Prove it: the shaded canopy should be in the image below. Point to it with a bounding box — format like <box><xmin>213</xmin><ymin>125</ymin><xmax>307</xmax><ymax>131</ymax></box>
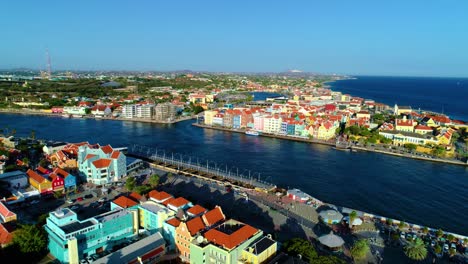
<box><xmin>319</xmin><ymin>209</ymin><xmax>343</xmax><ymax>222</ymax></box>
<box><xmin>319</xmin><ymin>232</ymin><xmax>345</xmax><ymax>248</ymax></box>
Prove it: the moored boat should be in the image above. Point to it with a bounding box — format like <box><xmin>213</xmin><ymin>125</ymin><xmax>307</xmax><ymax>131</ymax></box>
<box><xmin>245</xmin><ymin>130</ymin><xmax>260</xmax><ymax>136</ymax></box>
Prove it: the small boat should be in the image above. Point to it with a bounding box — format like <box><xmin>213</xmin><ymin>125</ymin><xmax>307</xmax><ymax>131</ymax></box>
<box><xmin>61</xmin><ymin>114</ymin><xmax>71</xmax><ymax>118</ymax></box>
<box><xmin>71</xmin><ymin>114</ymin><xmax>83</xmax><ymax>118</ymax></box>
<box><xmin>245</xmin><ymin>130</ymin><xmax>260</xmax><ymax>136</ymax></box>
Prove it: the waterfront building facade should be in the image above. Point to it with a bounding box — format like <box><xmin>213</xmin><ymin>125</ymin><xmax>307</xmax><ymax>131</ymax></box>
<box><xmin>154</xmin><ymin>103</ymin><xmax>177</xmax><ymax>121</ymax></box>
<box><xmin>122</xmin><ymin>104</ymin><xmax>136</xmax><ymax>118</ymax></box>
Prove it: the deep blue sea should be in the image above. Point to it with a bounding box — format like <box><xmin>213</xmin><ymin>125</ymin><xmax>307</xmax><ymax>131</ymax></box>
<box><xmin>0</xmin><ymin>113</ymin><xmax>467</xmax><ymax>235</ymax></box>
<box><xmin>328</xmin><ymin>76</ymin><xmax>468</xmax><ymax>121</ymax></box>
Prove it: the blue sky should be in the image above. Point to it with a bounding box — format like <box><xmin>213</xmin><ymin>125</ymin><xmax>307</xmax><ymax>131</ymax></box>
<box><xmin>1</xmin><ymin>0</ymin><xmax>468</xmax><ymax>76</ymax></box>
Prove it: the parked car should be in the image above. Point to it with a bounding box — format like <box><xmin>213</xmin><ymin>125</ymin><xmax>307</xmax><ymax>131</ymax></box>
<box><xmin>98</xmin><ymin>197</ymin><xmax>106</xmax><ymax>203</ymax></box>
<box><xmin>84</xmin><ymin>194</ymin><xmax>93</xmax><ymax>199</ymax></box>
<box><xmin>431</xmin><ymin>241</ymin><xmax>436</xmax><ymax>247</ymax></box>
<box><xmin>80</xmin><ymin>259</ymin><xmax>88</xmax><ymax>264</ymax></box>
<box><xmin>70</xmin><ymin>205</ymin><xmax>80</xmax><ymax>211</ymax></box>
<box><xmin>451</xmin><ymin>243</ymin><xmax>457</xmax><ymax>249</ymax></box>
<box><xmin>400</xmin><ymin>232</ymin><xmax>406</xmax><ymax>239</ymax></box>
<box><xmin>76</xmin><ymin>197</ymin><xmax>83</xmax><ymax>201</ymax></box>
<box><xmin>30</xmin><ymin>200</ymin><xmax>40</xmax><ymax>204</ymax></box>
<box><xmin>91</xmin><ymin>254</ymin><xmax>100</xmax><ymax>261</ymax></box>
<box><xmin>86</xmin><ymin>256</ymin><xmax>93</xmax><ymax>263</ymax></box>
<box><xmin>444</xmin><ymin>244</ymin><xmax>449</xmax><ymax>252</ymax></box>
<box><xmin>66</xmin><ymin>199</ymin><xmax>74</xmax><ymax>204</ymax></box>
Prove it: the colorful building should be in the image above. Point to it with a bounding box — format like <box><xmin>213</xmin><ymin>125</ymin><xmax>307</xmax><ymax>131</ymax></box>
<box><xmin>138</xmin><ymin>201</ymin><xmax>175</xmax><ymax>235</ymax></box>
<box><xmin>78</xmin><ymin>144</ymin><xmax>127</xmax><ymax>184</ymax></box>
<box><xmin>239</xmin><ymin>235</ymin><xmax>277</xmax><ymax>264</ymax></box>
<box><xmin>45</xmin><ymin>208</ymin><xmax>138</xmax><ymax>263</ymax></box>
<box><xmin>26</xmin><ymin>169</ymin><xmax>52</xmax><ymax>194</ymax></box>
<box><xmin>190</xmin><ymin>219</ymin><xmax>263</xmax><ymax>264</ymax></box>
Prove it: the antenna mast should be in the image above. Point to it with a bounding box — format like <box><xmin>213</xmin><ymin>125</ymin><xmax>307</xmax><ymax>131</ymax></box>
<box><xmin>46</xmin><ymin>49</ymin><xmax>52</xmax><ymax>79</ymax></box>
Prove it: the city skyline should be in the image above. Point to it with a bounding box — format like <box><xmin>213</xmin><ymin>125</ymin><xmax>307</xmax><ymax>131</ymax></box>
<box><xmin>1</xmin><ymin>1</ymin><xmax>468</xmax><ymax>77</ymax></box>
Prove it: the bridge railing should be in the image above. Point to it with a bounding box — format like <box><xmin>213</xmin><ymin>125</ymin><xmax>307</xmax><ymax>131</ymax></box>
<box><xmin>128</xmin><ymin>144</ymin><xmax>275</xmax><ymax>190</ymax></box>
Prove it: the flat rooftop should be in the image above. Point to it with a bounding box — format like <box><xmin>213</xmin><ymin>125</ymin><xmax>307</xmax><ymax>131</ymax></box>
<box><xmin>61</xmin><ymin>220</ymin><xmax>95</xmax><ymax>234</ymax></box>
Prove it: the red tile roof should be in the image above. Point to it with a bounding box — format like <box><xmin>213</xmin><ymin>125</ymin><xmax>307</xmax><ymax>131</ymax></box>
<box><xmin>204</xmin><ymin>224</ymin><xmax>258</xmax><ymax>250</ymax></box>
<box><xmin>92</xmin><ymin>159</ymin><xmax>112</xmax><ymax>169</ymax></box>
<box><xmin>0</xmin><ymin>223</ymin><xmax>14</xmax><ymax>245</ymax></box>
<box><xmin>128</xmin><ymin>192</ymin><xmax>143</xmax><ymax>202</ymax></box>
<box><xmin>168</xmin><ymin>197</ymin><xmax>190</xmax><ymax>208</ymax></box>
<box><xmin>0</xmin><ymin>202</ymin><xmax>16</xmax><ymax>219</ymax></box>
<box><xmin>53</xmin><ymin>168</ymin><xmax>69</xmax><ymax>178</ymax></box>
<box><xmin>396</xmin><ymin>119</ymin><xmax>415</xmax><ymax>127</ymax></box>
<box><xmin>101</xmin><ymin>145</ymin><xmax>113</xmax><ymax>154</ymax></box>
<box><xmin>187</xmin><ymin>205</ymin><xmax>207</xmax><ymax>216</ymax></box>
<box><xmin>26</xmin><ymin>169</ymin><xmax>47</xmax><ymax>184</ymax></box>
<box><xmin>202</xmin><ymin>206</ymin><xmax>225</xmax><ymax>227</ymax></box>
<box><xmin>37</xmin><ymin>166</ymin><xmax>49</xmax><ymax>174</ymax></box>
<box><xmin>110</xmin><ymin>151</ymin><xmax>121</xmax><ymax>159</ymax></box>
<box><xmin>84</xmin><ymin>154</ymin><xmax>96</xmax><ymax>160</ymax></box>
<box><xmin>112</xmin><ymin>196</ymin><xmax>138</xmax><ymax>208</ymax></box>
<box><xmin>162</xmin><ymin>197</ymin><xmax>175</xmax><ymax>207</ymax></box>
<box><xmin>166</xmin><ymin>217</ymin><xmax>181</xmax><ymax>227</ymax></box>
<box><xmin>414</xmin><ymin>125</ymin><xmax>432</xmax><ymax>131</ymax></box>
<box><xmin>148</xmin><ymin>190</ymin><xmax>172</xmax><ymax>203</ymax></box>
<box><xmin>186</xmin><ymin>217</ymin><xmax>205</xmax><ymax>236</ymax></box>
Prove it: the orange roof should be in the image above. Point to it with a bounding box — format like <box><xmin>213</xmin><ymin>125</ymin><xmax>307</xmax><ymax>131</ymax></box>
<box><xmin>186</xmin><ymin>217</ymin><xmax>205</xmax><ymax>236</ymax></box>
<box><xmin>168</xmin><ymin>197</ymin><xmax>190</xmax><ymax>208</ymax></box>
<box><xmin>0</xmin><ymin>223</ymin><xmax>14</xmax><ymax>245</ymax></box>
<box><xmin>92</xmin><ymin>159</ymin><xmax>112</xmax><ymax>169</ymax></box>
<box><xmin>162</xmin><ymin>197</ymin><xmax>175</xmax><ymax>206</ymax></box>
<box><xmin>166</xmin><ymin>217</ymin><xmax>181</xmax><ymax>227</ymax></box>
<box><xmin>84</xmin><ymin>154</ymin><xmax>96</xmax><ymax>160</ymax></box>
<box><xmin>202</xmin><ymin>206</ymin><xmax>225</xmax><ymax>226</ymax></box>
<box><xmin>128</xmin><ymin>192</ymin><xmax>143</xmax><ymax>202</ymax></box>
<box><xmin>53</xmin><ymin>167</ymin><xmax>69</xmax><ymax>178</ymax></box>
<box><xmin>26</xmin><ymin>169</ymin><xmax>47</xmax><ymax>184</ymax></box>
<box><xmin>187</xmin><ymin>205</ymin><xmax>207</xmax><ymax>216</ymax></box>
<box><xmin>204</xmin><ymin>224</ymin><xmax>258</xmax><ymax>250</ymax></box>
<box><xmin>415</xmin><ymin>125</ymin><xmax>432</xmax><ymax>131</ymax></box>
<box><xmin>110</xmin><ymin>151</ymin><xmax>121</xmax><ymax>159</ymax></box>
<box><xmin>148</xmin><ymin>190</ymin><xmax>172</xmax><ymax>202</ymax></box>
<box><xmin>37</xmin><ymin>166</ymin><xmax>48</xmax><ymax>174</ymax></box>
<box><xmin>49</xmin><ymin>173</ymin><xmax>63</xmax><ymax>182</ymax></box>
<box><xmin>0</xmin><ymin>202</ymin><xmax>16</xmax><ymax>219</ymax></box>
<box><xmin>112</xmin><ymin>196</ymin><xmax>138</xmax><ymax>208</ymax></box>
<box><xmin>101</xmin><ymin>145</ymin><xmax>113</xmax><ymax>154</ymax></box>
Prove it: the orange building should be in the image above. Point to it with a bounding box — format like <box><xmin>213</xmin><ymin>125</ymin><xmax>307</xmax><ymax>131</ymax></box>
<box><xmin>175</xmin><ymin>216</ymin><xmax>206</xmax><ymax>262</ymax></box>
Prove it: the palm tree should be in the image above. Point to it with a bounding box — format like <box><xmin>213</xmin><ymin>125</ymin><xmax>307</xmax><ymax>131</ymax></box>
<box><xmin>349</xmin><ymin>210</ymin><xmax>357</xmax><ymax>229</ymax></box>
<box><xmin>404</xmin><ymin>238</ymin><xmax>427</xmax><ymax>261</ymax></box>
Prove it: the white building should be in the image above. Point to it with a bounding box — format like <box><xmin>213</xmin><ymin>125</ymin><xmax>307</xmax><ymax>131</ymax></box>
<box><xmin>136</xmin><ymin>104</ymin><xmax>154</xmax><ymax>119</ymax></box>
<box><xmin>122</xmin><ymin>105</ymin><xmax>136</xmax><ymax>118</ymax></box>
<box><xmin>263</xmin><ymin>115</ymin><xmax>282</xmax><ymax>134</ymax></box>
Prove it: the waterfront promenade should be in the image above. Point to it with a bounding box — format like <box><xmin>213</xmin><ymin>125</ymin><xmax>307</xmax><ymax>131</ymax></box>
<box><xmin>193</xmin><ymin>123</ymin><xmax>468</xmax><ymax>167</ymax></box>
<box><xmin>0</xmin><ymin>108</ymin><xmax>196</xmax><ymax>124</ymax></box>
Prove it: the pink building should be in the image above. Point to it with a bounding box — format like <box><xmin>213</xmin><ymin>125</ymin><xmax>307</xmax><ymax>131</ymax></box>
<box><xmin>253</xmin><ymin>115</ymin><xmax>264</xmax><ymax>131</ymax></box>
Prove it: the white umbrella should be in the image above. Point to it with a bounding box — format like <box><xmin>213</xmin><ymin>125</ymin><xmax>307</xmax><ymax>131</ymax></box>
<box><xmin>318</xmin><ymin>231</ymin><xmax>345</xmax><ymax>248</ymax></box>
<box><xmin>343</xmin><ymin>216</ymin><xmax>363</xmax><ymax>226</ymax></box>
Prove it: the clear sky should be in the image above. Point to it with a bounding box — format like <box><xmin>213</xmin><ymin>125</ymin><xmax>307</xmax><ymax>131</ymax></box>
<box><xmin>1</xmin><ymin>0</ymin><xmax>468</xmax><ymax>77</ymax></box>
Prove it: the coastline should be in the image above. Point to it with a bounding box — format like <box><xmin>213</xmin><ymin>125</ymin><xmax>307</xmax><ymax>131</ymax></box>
<box><xmin>193</xmin><ymin>123</ymin><xmax>468</xmax><ymax>167</ymax></box>
<box><xmin>0</xmin><ymin>108</ymin><xmax>196</xmax><ymax>124</ymax></box>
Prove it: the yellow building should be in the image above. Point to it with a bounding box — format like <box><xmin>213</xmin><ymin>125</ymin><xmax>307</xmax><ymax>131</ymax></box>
<box><xmin>394</xmin><ymin>104</ymin><xmax>412</xmax><ymax>116</ymax></box>
<box><xmin>205</xmin><ymin>94</ymin><xmax>215</xmax><ymax>103</ymax></box>
<box><xmin>204</xmin><ymin>110</ymin><xmax>218</xmax><ymax>126</ymax></box>
<box><xmin>189</xmin><ymin>94</ymin><xmax>206</xmax><ymax>104</ymax></box>
<box><xmin>27</xmin><ymin>169</ymin><xmax>52</xmax><ymax>193</ymax></box>
<box><xmin>317</xmin><ymin>122</ymin><xmax>337</xmax><ymax>140</ymax></box>
<box><xmin>395</xmin><ymin>117</ymin><xmax>416</xmax><ymax>132</ymax></box>
<box><xmin>240</xmin><ymin>235</ymin><xmax>277</xmax><ymax>264</ymax></box>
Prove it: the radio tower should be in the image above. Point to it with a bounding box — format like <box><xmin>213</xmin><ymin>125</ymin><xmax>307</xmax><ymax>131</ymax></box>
<box><xmin>46</xmin><ymin>49</ymin><xmax>52</xmax><ymax>79</ymax></box>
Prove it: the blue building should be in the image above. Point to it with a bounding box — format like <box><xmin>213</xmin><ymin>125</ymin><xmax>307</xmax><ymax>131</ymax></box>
<box><xmin>280</xmin><ymin>121</ymin><xmax>288</xmax><ymax>134</ymax></box>
<box><xmin>286</xmin><ymin>123</ymin><xmax>296</xmax><ymax>135</ymax></box>
<box><xmin>45</xmin><ymin>208</ymin><xmax>138</xmax><ymax>263</ymax></box>
<box><xmin>233</xmin><ymin>115</ymin><xmax>241</xmax><ymax>129</ymax></box>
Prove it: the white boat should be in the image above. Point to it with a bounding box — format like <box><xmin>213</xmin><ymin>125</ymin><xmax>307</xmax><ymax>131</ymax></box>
<box><xmin>61</xmin><ymin>114</ymin><xmax>71</xmax><ymax>118</ymax></box>
<box><xmin>71</xmin><ymin>114</ymin><xmax>83</xmax><ymax>118</ymax></box>
<box><xmin>245</xmin><ymin>130</ymin><xmax>260</xmax><ymax>136</ymax></box>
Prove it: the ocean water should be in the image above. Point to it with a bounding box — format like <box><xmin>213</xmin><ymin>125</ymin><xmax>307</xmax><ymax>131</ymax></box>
<box><xmin>328</xmin><ymin>76</ymin><xmax>468</xmax><ymax>121</ymax></box>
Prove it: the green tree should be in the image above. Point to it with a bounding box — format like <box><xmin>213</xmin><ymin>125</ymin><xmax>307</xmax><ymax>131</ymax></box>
<box><xmin>282</xmin><ymin>238</ymin><xmax>318</xmax><ymax>262</ymax></box>
<box><xmin>436</xmin><ymin>229</ymin><xmax>444</xmax><ymax>238</ymax></box>
<box><xmin>349</xmin><ymin>211</ymin><xmax>357</xmax><ymax>229</ymax></box>
<box><xmin>403</xmin><ymin>143</ymin><xmax>417</xmax><ymax>151</ymax></box>
<box><xmin>448</xmin><ymin>248</ymin><xmax>456</xmax><ymax>257</ymax></box>
<box><xmin>125</xmin><ymin>177</ymin><xmax>136</xmax><ymax>191</ymax></box>
<box><xmin>149</xmin><ymin>174</ymin><xmax>160</xmax><ymax>188</ymax></box>
<box><xmin>398</xmin><ymin>221</ymin><xmax>406</xmax><ymax>230</ymax></box>
<box><xmin>463</xmin><ymin>238</ymin><xmax>468</xmax><ymax>246</ymax></box>
<box><xmin>434</xmin><ymin>244</ymin><xmax>442</xmax><ymax>256</ymax></box>
<box><xmin>422</xmin><ymin>227</ymin><xmax>429</xmax><ymax>235</ymax></box>
<box><xmin>404</xmin><ymin>238</ymin><xmax>427</xmax><ymax>261</ymax></box>
<box><xmin>350</xmin><ymin>239</ymin><xmax>369</xmax><ymax>260</ymax></box>
<box><xmin>12</xmin><ymin>224</ymin><xmax>47</xmax><ymax>256</ymax></box>
<box><xmin>446</xmin><ymin>234</ymin><xmax>455</xmax><ymax>242</ymax></box>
